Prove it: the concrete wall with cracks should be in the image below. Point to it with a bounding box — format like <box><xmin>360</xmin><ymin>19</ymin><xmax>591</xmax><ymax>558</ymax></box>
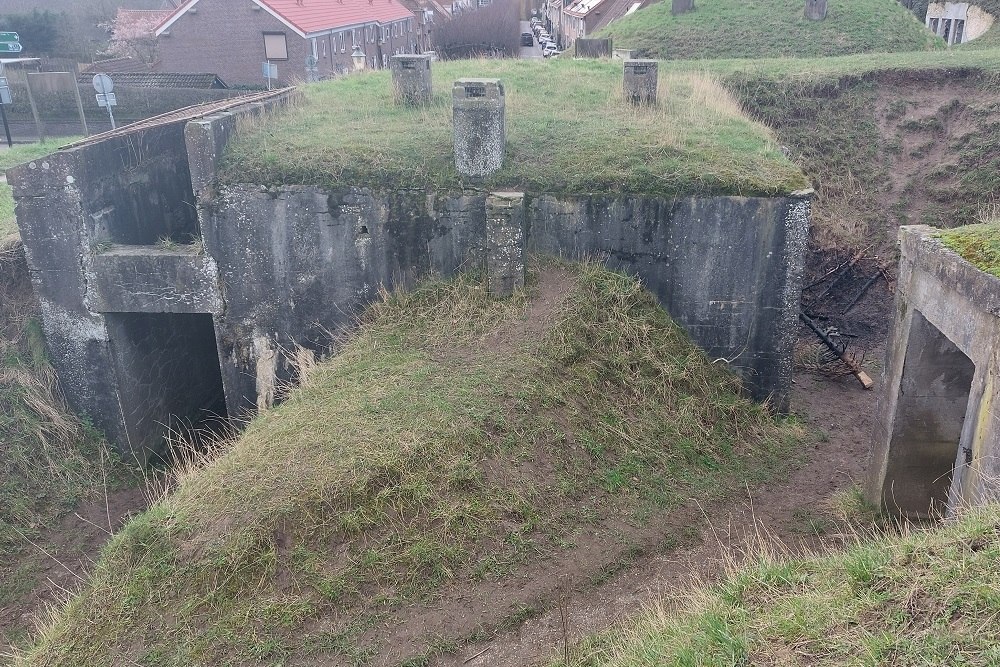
<box><xmin>8</xmin><ymin>93</ymin><xmax>811</xmax><ymax>461</ymax></box>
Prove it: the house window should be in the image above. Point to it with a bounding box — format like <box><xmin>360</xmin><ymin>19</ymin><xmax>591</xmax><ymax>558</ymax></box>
<box><xmin>954</xmin><ymin>19</ymin><xmax>965</xmax><ymax>44</ymax></box>
<box><xmin>353</xmin><ymin>29</ymin><xmax>359</xmax><ymax>46</ymax></box>
<box><xmin>929</xmin><ymin>17</ymin><xmax>939</xmax><ymax>34</ymax></box>
<box><xmin>263</xmin><ymin>32</ymin><xmax>288</xmax><ymax>60</ymax></box>
<box><xmin>338</xmin><ymin>31</ymin><xmax>346</xmax><ymax>52</ymax></box>
<box><xmin>367</xmin><ymin>26</ymin><xmax>374</xmax><ymax>43</ymax></box>
<box><xmin>942</xmin><ymin>18</ymin><xmax>952</xmax><ymax>43</ymax></box>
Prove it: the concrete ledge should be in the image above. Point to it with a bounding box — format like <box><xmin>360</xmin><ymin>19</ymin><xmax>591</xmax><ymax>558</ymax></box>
<box><xmin>89</xmin><ymin>245</ymin><xmax>221</xmax><ymax>314</ymax></box>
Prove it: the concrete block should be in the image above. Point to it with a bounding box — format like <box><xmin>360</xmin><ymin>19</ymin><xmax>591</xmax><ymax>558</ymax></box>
<box><xmin>453</xmin><ymin>79</ymin><xmax>506</xmax><ymax>179</ymax></box>
<box><xmin>390</xmin><ymin>54</ymin><xmax>433</xmax><ymax>106</ymax></box>
<box><xmin>804</xmin><ymin>0</ymin><xmax>828</xmax><ymax>20</ymax></box>
<box><xmin>623</xmin><ymin>60</ymin><xmax>658</xmax><ymax>106</ymax></box>
<box><xmin>485</xmin><ymin>192</ymin><xmax>525</xmax><ymax>297</ymax></box>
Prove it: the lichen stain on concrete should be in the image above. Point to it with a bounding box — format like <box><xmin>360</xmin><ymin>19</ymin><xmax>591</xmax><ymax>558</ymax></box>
<box><xmin>253</xmin><ymin>335</ymin><xmax>278</xmax><ymax>412</ymax></box>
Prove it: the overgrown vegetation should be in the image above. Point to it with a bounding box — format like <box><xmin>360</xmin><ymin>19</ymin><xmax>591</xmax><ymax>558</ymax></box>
<box><xmin>15</xmin><ymin>263</ymin><xmax>808</xmax><ymax>666</ymax></box>
<box><xmin>599</xmin><ymin>0</ymin><xmax>941</xmax><ymax>60</ymax></box>
<box><xmin>0</xmin><ymin>244</ymin><xmax>126</xmax><ymax>582</ymax></box>
<box><xmin>557</xmin><ymin>504</ymin><xmax>1000</xmax><ymax>666</ymax></box>
<box><xmin>938</xmin><ymin>220</ymin><xmax>1000</xmax><ymax>276</ymax></box>
<box><xmin>220</xmin><ymin>58</ymin><xmax>808</xmax><ymax>197</ymax></box>
<box><xmin>433</xmin><ymin>0</ymin><xmax>520</xmax><ymax>58</ymax></box>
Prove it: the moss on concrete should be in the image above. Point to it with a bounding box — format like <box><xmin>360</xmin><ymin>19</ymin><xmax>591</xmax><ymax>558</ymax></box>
<box><xmin>939</xmin><ymin>222</ymin><xmax>1000</xmax><ymax>277</ymax></box>
<box><xmin>220</xmin><ymin>59</ymin><xmax>809</xmax><ymax>198</ymax></box>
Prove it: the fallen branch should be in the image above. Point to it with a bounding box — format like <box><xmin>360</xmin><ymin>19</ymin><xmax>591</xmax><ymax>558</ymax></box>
<box><xmin>841</xmin><ymin>271</ymin><xmax>883</xmax><ymax>315</ymax></box>
<box><xmin>799</xmin><ymin>312</ymin><xmax>874</xmax><ymax>390</ymax></box>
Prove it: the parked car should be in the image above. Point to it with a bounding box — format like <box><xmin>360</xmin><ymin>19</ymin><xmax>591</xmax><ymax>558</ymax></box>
<box><xmin>521</xmin><ymin>32</ymin><xmax>534</xmax><ymax>46</ymax></box>
<box><xmin>543</xmin><ymin>45</ymin><xmax>559</xmax><ymax>57</ymax></box>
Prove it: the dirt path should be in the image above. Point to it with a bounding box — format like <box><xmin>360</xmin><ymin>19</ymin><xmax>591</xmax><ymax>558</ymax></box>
<box><xmin>438</xmin><ymin>369</ymin><xmax>877</xmax><ymax>667</ymax></box>
<box><xmin>0</xmin><ymin>487</ymin><xmax>148</xmax><ymax>664</ymax></box>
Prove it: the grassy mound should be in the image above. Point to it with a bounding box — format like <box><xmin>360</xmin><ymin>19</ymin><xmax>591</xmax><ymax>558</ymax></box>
<box><xmin>16</xmin><ymin>263</ymin><xmax>807</xmax><ymax>666</ymax></box>
<box><xmin>220</xmin><ymin>58</ymin><xmax>808</xmax><ymax>197</ymax></box>
<box><xmin>599</xmin><ymin>0</ymin><xmax>941</xmax><ymax>60</ymax></box>
<box><xmin>558</xmin><ymin>505</ymin><xmax>1000</xmax><ymax>666</ymax></box>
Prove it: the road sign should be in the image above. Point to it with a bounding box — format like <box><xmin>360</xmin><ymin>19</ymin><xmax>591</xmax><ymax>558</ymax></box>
<box><xmin>0</xmin><ymin>32</ymin><xmax>18</xmax><ymax>42</ymax></box>
<box><xmin>96</xmin><ymin>92</ymin><xmax>117</xmax><ymax>108</ymax></box>
<box><xmin>262</xmin><ymin>62</ymin><xmax>277</xmax><ymax>79</ymax></box>
<box><xmin>0</xmin><ymin>42</ymin><xmax>23</xmax><ymax>54</ymax></box>
<box><xmin>92</xmin><ymin>73</ymin><xmax>114</xmax><ymax>94</ymax></box>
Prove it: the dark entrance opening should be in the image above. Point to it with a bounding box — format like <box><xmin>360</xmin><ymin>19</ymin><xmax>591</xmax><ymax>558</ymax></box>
<box><xmin>883</xmin><ymin>310</ymin><xmax>975</xmax><ymax>517</ymax></box>
<box><xmin>105</xmin><ymin>312</ymin><xmax>227</xmax><ymax>462</ymax></box>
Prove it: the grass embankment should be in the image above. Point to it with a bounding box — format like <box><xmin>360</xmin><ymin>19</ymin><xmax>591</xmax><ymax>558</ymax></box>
<box><xmin>719</xmin><ymin>63</ymin><xmax>1000</xmax><ymax>253</ymax></box>
<box><xmin>0</xmin><ymin>139</ymin><xmax>79</xmax><ymax>240</ymax></box>
<box><xmin>939</xmin><ymin>221</ymin><xmax>1000</xmax><ymax>277</ymax></box>
<box><xmin>0</xmin><ymin>240</ymin><xmax>129</xmax><ymax>655</ymax></box>
<box><xmin>599</xmin><ymin>0</ymin><xmax>940</xmax><ymax>60</ymax></box>
<box><xmin>558</xmin><ymin>505</ymin><xmax>1000</xmax><ymax>666</ymax></box>
<box><xmin>220</xmin><ymin>58</ymin><xmax>808</xmax><ymax>197</ymax></box>
<box><xmin>16</xmin><ymin>263</ymin><xmax>808</xmax><ymax>666</ymax></box>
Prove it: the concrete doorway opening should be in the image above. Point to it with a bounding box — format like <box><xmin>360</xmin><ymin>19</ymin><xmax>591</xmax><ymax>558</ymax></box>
<box><xmin>883</xmin><ymin>309</ymin><xmax>975</xmax><ymax>517</ymax></box>
<box><xmin>105</xmin><ymin>312</ymin><xmax>227</xmax><ymax>461</ymax></box>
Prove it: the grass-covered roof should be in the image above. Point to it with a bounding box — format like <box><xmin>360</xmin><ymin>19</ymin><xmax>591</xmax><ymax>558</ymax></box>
<box><xmin>219</xmin><ymin>58</ymin><xmax>810</xmax><ymax>198</ymax></box>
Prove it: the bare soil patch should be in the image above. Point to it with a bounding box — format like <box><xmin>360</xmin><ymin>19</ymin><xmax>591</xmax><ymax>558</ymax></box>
<box><xmin>0</xmin><ymin>487</ymin><xmax>147</xmax><ymax>664</ymax></box>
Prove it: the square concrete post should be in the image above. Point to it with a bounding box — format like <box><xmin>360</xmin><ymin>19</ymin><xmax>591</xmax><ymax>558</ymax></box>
<box><xmin>485</xmin><ymin>192</ymin><xmax>525</xmax><ymax>297</ymax></box>
<box><xmin>623</xmin><ymin>60</ymin><xmax>658</xmax><ymax>106</ymax></box>
<box><xmin>671</xmin><ymin>0</ymin><xmax>694</xmax><ymax>14</ymax></box>
<box><xmin>390</xmin><ymin>54</ymin><xmax>433</xmax><ymax>106</ymax></box>
<box><xmin>804</xmin><ymin>0</ymin><xmax>827</xmax><ymax>20</ymax></box>
<box><xmin>453</xmin><ymin>79</ymin><xmax>506</xmax><ymax>179</ymax></box>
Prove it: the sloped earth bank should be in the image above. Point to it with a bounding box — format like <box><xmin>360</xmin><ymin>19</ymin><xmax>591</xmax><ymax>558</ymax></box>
<box><xmin>435</xmin><ymin>371</ymin><xmax>877</xmax><ymax>667</ymax></box>
<box><xmin>0</xmin><ymin>490</ymin><xmax>148</xmax><ymax>663</ymax></box>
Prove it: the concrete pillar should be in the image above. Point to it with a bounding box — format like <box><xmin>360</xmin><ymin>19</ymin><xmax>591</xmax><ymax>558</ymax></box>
<box><xmin>866</xmin><ymin>307</ymin><xmax>976</xmax><ymax>517</ymax></box>
<box><xmin>671</xmin><ymin>0</ymin><xmax>694</xmax><ymax>14</ymax></box>
<box><xmin>485</xmin><ymin>192</ymin><xmax>525</xmax><ymax>297</ymax></box>
<box><xmin>623</xmin><ymin>60</ymin><xmax>658</xmax><ymax>106</ymax></box>
<box><xmin>804</xmin><ymin>0</ymin><xmax>827</xmax><ymax>20</ymax></box>
<box><xmin>390</xmin><ymin>54</ymin><xmax>433</xmax><ymax>106</ymax></box>
<box><xmin>453</xmin><ymin>79</ymin><xmax>506</xmax><ymax>179</ymax></box>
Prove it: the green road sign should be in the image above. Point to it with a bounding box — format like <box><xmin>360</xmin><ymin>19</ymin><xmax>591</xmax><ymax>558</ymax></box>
<box><xmin>0</xmin><ymin>42</ymin><xmax>23</xmax><ymax>54</ymax></box>
<box><xmin>0</xmin><ymin>33</ymin><xmax>19</xmax><ymax>42</ymax></box>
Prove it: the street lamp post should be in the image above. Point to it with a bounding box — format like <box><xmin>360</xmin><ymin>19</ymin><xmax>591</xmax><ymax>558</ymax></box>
<box><xmin>351</xmin><ymin>45</ymin><xmax>367</xmax><ymax>71</ymax></box>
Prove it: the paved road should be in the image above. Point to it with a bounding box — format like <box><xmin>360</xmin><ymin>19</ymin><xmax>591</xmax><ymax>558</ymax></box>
<box><xmin>519</xmin><ymin>20</ymin><xmax>543</xmax><ymax>59</ymax></box>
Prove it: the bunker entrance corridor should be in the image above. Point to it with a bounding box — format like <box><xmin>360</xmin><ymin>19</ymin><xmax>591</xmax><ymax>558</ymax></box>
<box><xmin>884</xmin><ymin>310</ymin><xmax>975</xmax><ymax>517</ymax></box>
<box><xmin>105</xmin><ymin>312</ymin><xmax>227</xmax><ymax>460</ymax></box>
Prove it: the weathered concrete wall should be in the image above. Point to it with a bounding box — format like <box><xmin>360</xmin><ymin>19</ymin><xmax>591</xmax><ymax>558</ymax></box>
<box><xmin>201</xmin><ymin>185</ymin><xmax>808</xmax><ymax>416</ymax></box>
<box><xmin>867</xmin><ymin>225</ymin><xmax>1000</xmax><ymax>517</ymax></box>
<box><xmin>6</xmin><ymin>92</ymin><xmax>289</xmax><ymax>462</ymax></box>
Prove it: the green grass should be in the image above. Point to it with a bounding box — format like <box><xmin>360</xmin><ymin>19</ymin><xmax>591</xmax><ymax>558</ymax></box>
<box><xmin>938</xmin><ymin>221</ymin><xmax>1000</xmax><ymax>276</ymax></box>
<box><xmin>220</xmin><ymin>58</ymin><xmax>808</xmax><ymax>197</ymax></box>
<box><xmin>15</xmin><ymin>262</ymin><xmax>808</xmax><ymax>666</ymax></box>
<box><xmin>0</xmin><ymin>138</ymin><xmax>81</xmax><ymax>239</ymax></box>
<box><xmin>556</xmin><ymin>505</ymin><xmax>1000</xmax><ymax>666</ymax></box>
<box><xmin>599</xmin><ymin>0</ymin><xmax>941</xmax><ymax>60</ymax></box>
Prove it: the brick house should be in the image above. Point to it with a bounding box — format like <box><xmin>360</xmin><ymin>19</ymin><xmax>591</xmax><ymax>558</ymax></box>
<box><xmin>155</xmin><ymin>0</ymin><xmax>418</xmax><ymax>86</ymax></box>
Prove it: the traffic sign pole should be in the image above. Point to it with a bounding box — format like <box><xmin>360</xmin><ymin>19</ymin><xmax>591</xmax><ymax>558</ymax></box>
<box><xmin>0</xmin><ymin>104</ymin><xmax>11</xmax><ymax>148</ymax></box>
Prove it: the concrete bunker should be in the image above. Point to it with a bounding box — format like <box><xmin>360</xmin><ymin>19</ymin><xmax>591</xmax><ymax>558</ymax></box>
<box><xmin>9</xmin><ymin>77</ymin><xmax>810</xmax><ymax>461</ymax></box>
<box><xmin>926</xmin><ymin>2</ymin><xmax>995</xmax><ymax>45</ymax></box>
<box><xmin>867</xmin><ymin>226</ymin><xmax>1000</xmax><ymax>517</ymax></box>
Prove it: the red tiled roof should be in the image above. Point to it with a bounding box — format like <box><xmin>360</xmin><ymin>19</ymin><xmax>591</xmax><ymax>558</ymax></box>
<box><xmin>261</xmin><ymin>0</ymin><xmax>414</xmax><ymax>34</ymax></box>
<box><xmin>156</xmin><ymin>0</ymin><xmax>413</xmax><ymax>37</ymax></box>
